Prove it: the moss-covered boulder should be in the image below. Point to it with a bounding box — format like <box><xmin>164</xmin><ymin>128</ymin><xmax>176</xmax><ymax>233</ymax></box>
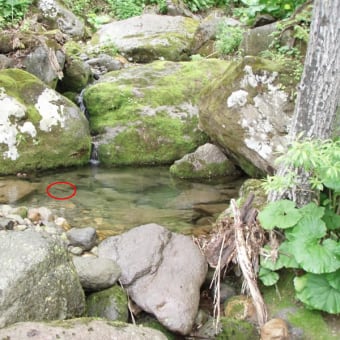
<box><xmin>86</xmin><ymin>285</ymin><xmax>128</xmax><ymax>322</ymax></box>
<box><xmin>91</xmin><ymin>14</ymin><xmax>199</xmax><ymax>63</ymax></box>
<box><xmin>0</xmin><ymin>69</ymin><xmax>91</xmax><ymax>175</ymax></box>
<box><xmin>0</xmin><ymin>230</ymin><xmax>85</xmax><ymax>328</ymax></box>
<box><xmin>199</xmin><ymin>56</ymin><xmax>297</xmax><ymax>177</ymax></box>
<box><xmin>170</xmin><ymin>143</ymin><xmax>237</xmax><ymax>179</ymax></box>
<box><xmin>83</xmin><ymin>59</ymin><xmax>230</xmax><ymax>166</ymax></box>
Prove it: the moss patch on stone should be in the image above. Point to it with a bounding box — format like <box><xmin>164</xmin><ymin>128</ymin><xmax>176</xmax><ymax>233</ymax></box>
<box><xmin>0</xmin><ymin>69</ymin><xmax>91</xmax><ymax>175</ymax></box>
<box><xmin>83</xmin><ymin>59</ymin><xmax>228</xmax><ymax>166</ymax></box>
<box><xmin>262</xmin><ymin>271</ymin><xmax>338</xmax><ymax>339</ymax></box>
<box><xmin>218</xmin><ymin>317</ymin><xmax>258</xmax><ymax>339</ymax></box>
<box><xmin>86</xmin><ymin>285</ymin><xmax>128</xmax><ymax>322</ymax></box>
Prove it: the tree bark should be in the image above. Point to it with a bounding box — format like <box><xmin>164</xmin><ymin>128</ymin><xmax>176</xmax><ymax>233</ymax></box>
<box><xmin>270</xmin><ymin>0</ymin><xmax>340</xmax><ymax>205</ymax></box>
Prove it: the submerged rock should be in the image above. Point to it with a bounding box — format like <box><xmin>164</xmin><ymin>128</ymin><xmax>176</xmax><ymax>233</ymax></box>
<box><xmin>0</xmin><ymin>69</ymin><xmax>91</xmax><ymax>175</ymax></box>
<box><xmin>0</xmin><ymin>180</ymin><xmax>37</xmax><ymax>204</ymax></box>
<box><xmin>98</xmin><ymin>223</ymin><xmax>208</xmax><ymax>335</ymax></box>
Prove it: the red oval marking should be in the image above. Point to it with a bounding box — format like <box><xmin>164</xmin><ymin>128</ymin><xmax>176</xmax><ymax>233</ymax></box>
<box><xmin>46</xmin><ymin>181</ymin><xmax>77</xmax><ymax>200</ymax></box>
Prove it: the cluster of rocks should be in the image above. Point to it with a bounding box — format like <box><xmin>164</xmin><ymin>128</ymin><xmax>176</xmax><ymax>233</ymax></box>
<box><xmin>0</xmin><ymin>204</ymin><xmax>207</xmax><ymax>337</ymax></box>
<box><xmin>0</xmin><ymin>203</ymin><xmax>294</xmax><ymax>339</ymax></box>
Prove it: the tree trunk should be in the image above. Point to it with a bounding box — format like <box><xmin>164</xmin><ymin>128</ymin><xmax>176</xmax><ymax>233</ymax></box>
<box><xmin>270</xmin><ymin>0</ymin><xmax>340</xmax><ymax>205</ymax></box>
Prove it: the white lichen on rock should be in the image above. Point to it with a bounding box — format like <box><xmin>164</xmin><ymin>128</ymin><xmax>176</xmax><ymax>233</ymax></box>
<box><xmin>235</xmin><ymin>65</ymin><xmax>289</xmax><ymax>161</ymax></box>
<box><xmin>0</xmin><ymin>88</ymin><xmax>30</xmax><ymax>160</ymax></box>
<box><xmin>227</xmin><ymin>90</ymin><xmax>248</xmax><ymax>108</ymax></box>
<box><xmin>35</xmin><ymin>88</ymin><xmax>65</xmax><ymax>132</ymax></box>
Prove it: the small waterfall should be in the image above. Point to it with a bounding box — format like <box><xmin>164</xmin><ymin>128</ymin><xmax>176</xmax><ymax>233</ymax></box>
<box><xmin>90</xmin><ymin>140</ymin><xmax>100</xmax><ymax>165</ymax></box>
<box><xmin>77</xmin><ymin>89</ymin><xmax>100</xmax><ymax>165</ymax></box>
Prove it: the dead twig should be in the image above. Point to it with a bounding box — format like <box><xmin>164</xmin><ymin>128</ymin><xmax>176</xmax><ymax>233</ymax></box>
<box><xmin>231</xmin><ymin>197</ymin><xmax>267</xmax><ymax>326</ymax></box>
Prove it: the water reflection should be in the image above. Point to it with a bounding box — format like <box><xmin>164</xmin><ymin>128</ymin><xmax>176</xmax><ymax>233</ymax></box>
<box><xmin>4</xmin><ymin>166</ymin><xmax>245</xmax><ymax>236</ymax></box>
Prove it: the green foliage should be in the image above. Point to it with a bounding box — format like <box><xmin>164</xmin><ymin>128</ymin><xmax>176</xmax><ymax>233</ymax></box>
<box><xmin>215</xmin><ymin>22</ymin><xmax>244</xmax><ymax>56</ymax></box>
<box><xmin>0</xmin><ymin>0</ymin><xmax>32</xmax><ymax>28</ymax></box>
<box><xmin>259</xmin><ymin>139</ymin><xmax>340</xmax><ymax>314</ymax></box>
<box><xmin>234</xmin><ymin>0</ymin><xmax>307</xmax><ymax>25</ymax></box>
<box><xmin>107</xmin><ymin>0</ymin><xmax>144</xmax><ymax>19</ymax></box>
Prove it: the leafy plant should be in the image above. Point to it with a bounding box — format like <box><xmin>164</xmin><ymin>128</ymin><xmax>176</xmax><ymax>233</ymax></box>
<box><xmin>215</xmin><ymin>22</ymin><xmax>244</xmax><ymax>56</ymax></box>
<box><xmin>234</xmin><ymin>0</ymin><xmax>307</xmax><ymax>25</ymax></box>
<box><xmin>258</xmin><ymin>138</ymin><xmax>340</xmax><ymax>313</ymax></box>
<box><xmin>0</xmin><ymin>0</ymin><xmax>33</xmax><ymax>28</ymax></box>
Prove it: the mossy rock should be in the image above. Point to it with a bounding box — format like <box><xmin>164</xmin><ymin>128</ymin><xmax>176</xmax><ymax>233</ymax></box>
<box><xmin>169</xmin><ymin>143</ymin><xmax>237</xmax><ymax>179</ymax></box>
<box><xmin>218</xmin><ymin>317</ymin><xmax>259</xmax><ymax>339</ymax></box>
<box><xmin>91</xmin><ymin>14</ymin><xmax>199</xmax><ymax>63</ymax></box>
<box><xmin>0</xmin><ymin>69</ymin><xmax>91</xmax><ymax>175</ymax></box>
<box><xmin>199</xmin><ymin>56</ymin><xmax>297</xmax><ymax>177</ymax></box>
<box><xmin>83</xmin><ymin>59</ymin><xmax>230</xmax><ymax>166</ymax></box>
<box><xmin>238</xmin><ymin>178</ymin><xmax>267</xmax><ymax>210</ymax></box>
<box><xmin>86</xmin><ymin>285</ymin><xmax>128</xmax><ymax>322</ymax></box>
<box><xmin>263</xmin><ymin>271</ymin><xmax>340</xmax><ymax>339</ymax></box>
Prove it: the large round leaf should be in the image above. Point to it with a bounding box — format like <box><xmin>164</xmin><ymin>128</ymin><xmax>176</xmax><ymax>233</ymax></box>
<box><xmin>294</xmin><ymin>273</ymin><xmax>340</xmax><ymax>314</ymax></box>
<box><xmin>258</xmin><ymin>200</ymin><xmax>301</xmax><ymax>230</ymax></box>
<box><xmin>299</xmin><ymin>202</ymin><xmax>325</xmax><ymax>220</ymax></box>
<box><xmin>289</xmin><ymin>216</ymin><xmax>327</xmax><ymax>242</ymax></box>
<box><xmin>292</xmin><ymin>238</ymin><xmax>340</xmax><ymax>274</ymax></box>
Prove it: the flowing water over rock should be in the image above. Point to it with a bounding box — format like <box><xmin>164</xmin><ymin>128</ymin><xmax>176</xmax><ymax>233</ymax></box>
<box><xmin>1</xmin><ymin>166</ymin><xmax>245</xmax><ymax>237</ymax></box>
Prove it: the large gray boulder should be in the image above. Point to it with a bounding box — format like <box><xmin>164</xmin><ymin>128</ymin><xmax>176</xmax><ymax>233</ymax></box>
<box><xmin>199</xmin><ymin>56</ymin><xmax>297</xmax><ymax>177</ymax></box>
<box><xmin>91</xmin><ymin>14</ymin><xmax>199</xmax><ymax>62</ymax></box>
<box><xmin>0</xmin><ymin>230</ymin><xmax>85</xmax><ymax>328</ymax></box>
<box><xmin>98</xmin><ymin>223</ymin><xmax>208</xmax><ymax>335</ymax></box>
<box><xmin>0</xmin><ymin>69</ymin><xmax>91</xmax><ymax>175</ymax></box>
<box><xmin>0</xmin><ymin>319</ymin><xmax>167</xmax><ymax>340</ymax></box>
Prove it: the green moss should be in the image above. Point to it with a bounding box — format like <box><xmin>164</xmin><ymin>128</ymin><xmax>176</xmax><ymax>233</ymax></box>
<box><xmin>238</xmin><ymin>179</ymin><xmax>267</xmax><ymax>210</ymax></box>
<box><xmin>98</xmin><ymin>117</ymin><xmax>208</xmax><ymax>166</ymax></box>
<box><xmin>0</xmin><ymin>69</ymin><xmax>91</xmax><ymax>175</ymax></box>
<box><xmin>86</xmin><ymin>285</ymin><xmax>128</xmax><ymax>322</ymax></box>
<box><xmin>218</xmin><ymin>318</ymin><xmax>258</xmax><ymax>339</ymax></box>
<box><xmin>139</xmin><ymin>318</ymin><xmax>176</xmax><ymax>340</ymax></box>
<box><xmin>170</xmin><ymin>160</ymin><xmax>235</xmax><ymax>179</ymax></box>
<box><xmin>263</xmin><ymin>271</ymin><xmax>338</xmax><ymax>339</ymax></box>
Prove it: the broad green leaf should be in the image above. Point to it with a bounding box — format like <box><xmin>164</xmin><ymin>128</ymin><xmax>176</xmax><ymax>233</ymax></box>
<box><xmin>259</xmin><ymin>267</ymin><xmax>279</xmax><ymax>286</ymax></box>
<box><xmin>323</xmin><ymin>178</ymin><xmax>340</xmax><ymax>191</ymax></box>
<box><xmin>326</xmin><ymin>270</ymin><xmax>340</xmax><ymax>290</ymax></box>
<box><xmin>258</xmin><ymin>200</ymin><xmax>301</xmax><ymax>230</ymax></box>
<box><xmin>322</xmin><ymin>208</ymin><xmax>340</xmax><ymax>230</ymax></box>
<box><xmin>278</xmin><ymin>241</ymin><xmax>300</xmax><ymax>268</ymax></box>
<box><xmin>292</xmin><ymin>238</ymin><xmax>340</xmax><ymax>274</ymax></box>
<box><xmin>288</xmin><ymin>216</ymin><xmax>327</xmax><ymax>242</ymax></box>
<box><xmin>294</xmin><ymin>274</ymin><xmax>340</xmax><ymax>314</ymax></box>
<box><xmin>299</xmin><ymin>202</ymin><xmax>325</xmax><ymax>220</ymax></box>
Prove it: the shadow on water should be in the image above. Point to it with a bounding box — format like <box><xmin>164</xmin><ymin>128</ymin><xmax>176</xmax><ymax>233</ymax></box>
<box><xmin>3</xmin><ymin>166</ymin><xmax>246</xmax><ymax>237</ymax></box>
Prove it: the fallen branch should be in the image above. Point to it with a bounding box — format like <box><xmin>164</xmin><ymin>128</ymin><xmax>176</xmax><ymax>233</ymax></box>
<box><xmin>231</xmin><ymin>197</ymin><xmax>267</xmax><ymax>326</ymax></box>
